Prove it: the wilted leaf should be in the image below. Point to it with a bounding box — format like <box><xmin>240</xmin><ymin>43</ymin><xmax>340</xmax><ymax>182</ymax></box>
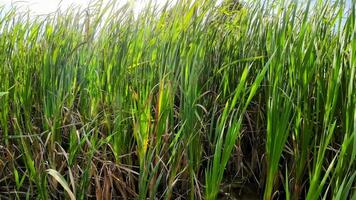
<box><xmin>47</xmin><ymin>169</ymin><xmax>76</xmax><ymax>200</ymax></box>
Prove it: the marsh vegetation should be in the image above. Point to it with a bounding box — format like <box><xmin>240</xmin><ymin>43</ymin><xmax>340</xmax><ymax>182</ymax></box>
<box><xmin>0</xmin><ymin>0</ymin><xmax>355</xmax><ymax>199</ymax></box>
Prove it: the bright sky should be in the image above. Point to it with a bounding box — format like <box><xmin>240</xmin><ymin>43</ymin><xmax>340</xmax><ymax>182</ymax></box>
<box><xmin>0</xmin><ymin>0</ymin><xmax>352</xmax><ymax>16</ymax></box>
<box><xmin>0</xmin><ymin>0</ymin><xmax>174</xmax><ymax>15</ymax></box>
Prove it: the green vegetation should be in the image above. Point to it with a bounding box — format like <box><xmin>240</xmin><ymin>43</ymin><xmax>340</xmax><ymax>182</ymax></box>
<box><xmin>0</xmin><ymin>0</ymin><xmax>355</xmax><ymax>199</ymax></box>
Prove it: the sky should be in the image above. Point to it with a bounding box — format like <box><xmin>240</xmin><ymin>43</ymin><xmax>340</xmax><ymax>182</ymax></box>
<box><xmin>0</xmin><ymin>0</ymin><xmax>352</xmax><ymax>16</ymax></box>
<box><xmin>0</xmin><ymin>0</ymin><xmax>174</xmax><ymax>15</ymax></box>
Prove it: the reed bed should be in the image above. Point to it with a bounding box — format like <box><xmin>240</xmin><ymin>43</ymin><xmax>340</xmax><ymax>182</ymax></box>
<box><xmin>0</xmin><ymin>0</ymin><xmax>355</xmax><ymax>199</ymax></box>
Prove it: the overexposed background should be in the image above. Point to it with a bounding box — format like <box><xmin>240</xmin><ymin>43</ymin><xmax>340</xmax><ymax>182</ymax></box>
<box><xmin>0</xmin><ymin>0</ymin><xmax>353</xmax><ymax>16</ymax></box>
<box><xmin>0</xmin><ymin>0</ymin><xmax>177</xmax><ymax>15</ymax></box>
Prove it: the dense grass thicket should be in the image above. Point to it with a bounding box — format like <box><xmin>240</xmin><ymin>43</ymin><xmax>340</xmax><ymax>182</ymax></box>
<box><xmin>0</xmin><ymin>0</ymin><xmax>355</xmax><ymax>199</ymax></box>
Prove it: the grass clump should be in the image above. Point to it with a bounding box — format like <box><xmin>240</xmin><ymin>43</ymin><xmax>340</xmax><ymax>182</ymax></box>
<box><xmin>0</xmin><ymin>0</ymin><xmax>355</xmax><ymax>199</ymax></box>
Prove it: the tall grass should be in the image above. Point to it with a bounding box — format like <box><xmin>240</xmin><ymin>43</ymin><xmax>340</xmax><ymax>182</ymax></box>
<box><xmin>0</xmin><ymin>0</ymin><xmax>355</xmax><ymax>199</ymax></box>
